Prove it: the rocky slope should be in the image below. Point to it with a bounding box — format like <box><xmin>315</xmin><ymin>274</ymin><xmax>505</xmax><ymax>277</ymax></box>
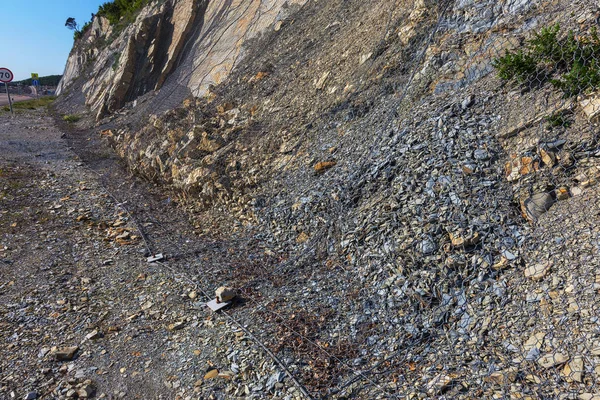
<box><xmin>0</xmin><ymin>111</ymin><xmax>306</xmax><ymax>400</ymax></box>
<box><xmin>52</xmin><ymin>0</ymin><xmax>600</xmax><ymax>398</ymax></box>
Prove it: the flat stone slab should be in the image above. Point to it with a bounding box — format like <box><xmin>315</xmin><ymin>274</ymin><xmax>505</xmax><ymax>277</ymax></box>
<box><xmin>206</xmin><ymin>299</ymin><xmax>231</xmax><ymax>312</ymax></box>
<box><xmin>147</xmin><ymin>253</ymin><xmax>164</xmax><ymax>263</ymax></box>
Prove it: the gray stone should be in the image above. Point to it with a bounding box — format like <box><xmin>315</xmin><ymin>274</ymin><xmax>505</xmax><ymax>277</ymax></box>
<box><xmin>419</xmin><ymin>238</ymin><xmax>437</xmax><ymax>255</ymax></box>
<box><xmin>54</xmin><ymin>346</ymin><xmax>78</xmax><ymax>361</ymax></box>
<box><xmin>525</xmin><ymin>346</ymin><xmax>541</xmax><ymax>361</ymax></box>
<box><xmin>474</xmin><ymin>149</ymin><xmax>490</xmax><ymax>161</ymax></box>
<box><xmin>461</xmin><ymin>95</ymin><xmax>475</xmax><ymax>109</ymax></box>
<box><xmin>522</xmin><ymin>192</ymin><xmax>556</xmax><ymax>222</ymax></box>
<box><xmin>266</xmin><ymin>371</ymin><xmax>285</xmax><ymax>391</ymax></box>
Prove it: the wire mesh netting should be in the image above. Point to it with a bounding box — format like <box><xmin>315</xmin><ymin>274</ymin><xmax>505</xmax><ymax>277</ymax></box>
<box><xmin>90</xmin><ymin>0</ymin><xmax>600</xmax><ymax>398</ymax></box>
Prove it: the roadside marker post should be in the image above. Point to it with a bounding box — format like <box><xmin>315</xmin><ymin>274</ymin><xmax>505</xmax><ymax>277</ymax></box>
<box><xmin>32</xmin><ymin>80</ymin><xmax>40</xmax><ymax>99</ymax></box>
<box><xmin>32</xmin><ymin>74</ymin><xmax>40</xmax><ymax>99</ymax></box>
<box><xmin>0</xmin><ymin>67</ymin><xmax>14</xmax><ymax>116</ymax></box>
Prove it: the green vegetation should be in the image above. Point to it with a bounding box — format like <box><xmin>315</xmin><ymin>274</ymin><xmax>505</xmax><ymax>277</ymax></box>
<box><xmin>74</xmin><ymin>21</ymin><xmax>92</xmax><ymax>40</ymax></box>
<box><xmin>97</xmin><ymin>0</ymin><xmax>151</xmax><ymax>25</ymax></box>
<box><xmin>545</xmin><ymin>111</ymin><xmax>572</xmax><ymax>129</ymax></box>
<box><xmin>68</xmin><ymin>0</ymin><xmax>150</xmax><ymax>43</ymax></box>
<box><xmin>493</xmin><ymin>24</ymin><xmax>600</xmax><ymax>97</ymax></box>
<box><xmin>62</xmin><ymin>114</ymin><xmax>81</xmax><ymax>123</ymax></box>
<box><xmin>493</xmin><ymin>50</ymin><xmax>537</xmax><ymax>83</ymax></box>
<box><xmin>2</xmin><ymin>96</ymin><xmax>56</xmax><ymax>112</ymax></box>
<box><xmin>65</xmin><ymin>17</ymin><xmax>79</xmax><ymax>32</ymax></box>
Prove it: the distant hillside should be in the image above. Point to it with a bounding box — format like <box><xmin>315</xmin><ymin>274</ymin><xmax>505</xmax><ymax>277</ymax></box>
<box><xmin>17</xmin><ymin>75</ymin><xmax>62</xmax><ymax>86</ymax></box>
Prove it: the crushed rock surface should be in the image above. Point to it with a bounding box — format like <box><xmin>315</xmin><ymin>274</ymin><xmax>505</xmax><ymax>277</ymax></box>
<box><xmin>0</xmin><ymin>110</ymin><xmax>304</xmax><ymax>400</ymax></box>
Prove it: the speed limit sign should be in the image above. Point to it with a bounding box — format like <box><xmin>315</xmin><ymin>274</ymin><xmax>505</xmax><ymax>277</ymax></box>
<box><xmin>0</xmin><ymin>68</ymin><xmax>14</xmax><ymax>83</ymax></box>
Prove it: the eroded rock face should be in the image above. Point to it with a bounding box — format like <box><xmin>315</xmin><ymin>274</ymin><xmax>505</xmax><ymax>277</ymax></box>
<box><xmin>59</xmin><ymin>1</ymin><xmax>203</xmax><ymax>118</ymax></box>
<box><xmin>57</xmin><ymin>0</ymin><xmax>306</xmax><ymax>118</ymax></box>
<box><xmin>184</xmin><ymin>0</ymin><xmax>306</xmax><ymax>97</ymax></box>
<box><xmin>56</xmin><ymin>16</ymin><xmax>112</xmax><ymax>96</ymax></box>
<box><xmin>450</xmin><ymin>0</ymin><xmax>539</xmax><ymax>33</ymax></box>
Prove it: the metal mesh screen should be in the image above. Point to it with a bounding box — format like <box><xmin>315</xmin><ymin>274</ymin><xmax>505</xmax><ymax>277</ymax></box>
<box><xmin>95</xmin><ymin>0</ymin><xmax>600</xmax><ymax>398</ymax></box>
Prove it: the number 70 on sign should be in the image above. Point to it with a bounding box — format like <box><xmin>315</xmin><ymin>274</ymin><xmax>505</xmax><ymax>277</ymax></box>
<box><xmin>0</xmin><ymin>68</ymin><xmax>14</xmax><ymax>83</ymax></box>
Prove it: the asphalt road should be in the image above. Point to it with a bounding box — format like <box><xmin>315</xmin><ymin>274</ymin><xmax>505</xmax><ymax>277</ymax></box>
<box><xmin>0</xmin><ymin>94</ymin><xmax>34</xmax><ymax>107</ymax></box>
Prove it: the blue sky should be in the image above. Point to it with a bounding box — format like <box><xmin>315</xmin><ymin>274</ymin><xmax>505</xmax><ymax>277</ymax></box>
<box><xmin>1</xmin><ymin>0</ymin><xmax>105</xmax><ymax>81</ymax></box>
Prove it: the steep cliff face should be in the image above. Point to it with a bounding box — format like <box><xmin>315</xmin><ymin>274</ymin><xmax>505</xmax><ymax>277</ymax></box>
<box><xmin>57</xmin><ymin>0</ymin><xmax>600</xmax><ymax>397</ymax></box>
<box><xmin>57</xmin><ymin>0</ymin><xmax>304</xmax><ymax>119</ymax></box>
<box><xmin>58</xmin><ymin>0</ymin><xmax>539</xmax><ymax>119</ymax></box>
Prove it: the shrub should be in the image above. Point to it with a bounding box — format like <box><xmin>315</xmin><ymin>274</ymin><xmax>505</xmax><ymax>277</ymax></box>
<box><xmin>545</xmin><ymin>111</ymin><xmax>572</xmax><ymax>129</ymax></box>
<box><xmin>18</xmin><ymin>76</ymin><xmax>62</xmax><ymax>86</ymax></box>
<box><xmin>2</xmin><ymin>97</ymin><xmax>56</xmax><ymax>112</ymax></box>
<box><xmin>63</xmin><ymin>114</ymin><xmax>81</xmax><ymax>123</ymax></box>
<box><xmin>529</xmin><ymin>24</ymin><xmax>564</xmax><ymax>64</ymax></box>
<box><xmin>551</xmin><ymin>60</ymin><xmax>600</xmax><ymax>97</ymax></box>
<box><xmin>492</xmin><ymin>50</ymin><xmax>538</xmax><ymax>83</ymax></box>
<box><xmin>73</xmin><ymin>19</ymin><xmax>93</xmax><ymax>41</ymax></box>
<box><xmin>97</xmin><ymin>0</ymin><xmax>151</xmax><ymax>25</ymax></box>
<box><xmin>493</xmin><ymin>24</ymin><xmax>600</xmax><ymax>97</ymax></box>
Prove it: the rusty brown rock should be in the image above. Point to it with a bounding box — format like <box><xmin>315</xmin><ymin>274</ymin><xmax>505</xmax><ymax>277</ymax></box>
<box><xmin>539</xmin><ymin>147</ymin><xmax>556</xmax><ymax>167</ymax></box>
<box><xmin>555</xmin><ymin>187</ymin><xmax>570</xmax><ymax>201</ymax></box>
<box><xmin>449</xmin><ymin>231</ymin><xmax>480</xmax><ymax>247</ymax></box>
<box><xmin>296</xmin><ymin>232</ymin><xmax>309</xmax><ymax>243</ymax></box>
<box><xmin>197</xmin><ymin>132</ymin><xmax>224</xmax><ymax>153</ymax></box>
<box><xmin>314</xmin><ymin>161</ymin><xmax>336</xmax><ymax>174</ymax></box>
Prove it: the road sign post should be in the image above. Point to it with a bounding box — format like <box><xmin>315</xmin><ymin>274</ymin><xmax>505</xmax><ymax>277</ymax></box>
<box><xmin>31</xmin><ymin>74</ymin><xmax>39</xmax><ymax>99</ymax></box>
<box><xmin>32</xmin><ymin>80</ymin><xmax>40</xmax><ymax>99</ymax></box>
<box><xmin>0</xmin><ymin>68</ymin><xmax>14</xmax><ymax>115</ymax></box>
<box><xmin>5</xmin><ymin>84</ymin><xmax>13</xmax><ymax>115</ymax></box>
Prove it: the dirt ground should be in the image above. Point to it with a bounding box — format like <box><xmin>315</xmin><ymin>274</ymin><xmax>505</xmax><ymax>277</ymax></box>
<box><xmin>0</xmin><ymin>109</ymin><xmax>302</xmax><ymax>400</ymax></box>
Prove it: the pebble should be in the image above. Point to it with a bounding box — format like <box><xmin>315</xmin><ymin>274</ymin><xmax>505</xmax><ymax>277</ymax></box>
<box><xmin>54</xmin><ymin>346</ymin><xmax>79</xmax><ymax>361</ymax></box>
<box><xmin>85</xmin><ymin>330</ymin><xmax>101</xmax><ymax>340</ymax></box>
<box><xmin>419</xmin><ymin>237</ymin><xmax>437</xmax><ymax>255</ymax></box>
<box><xmin>77</xmin><ymin>385</ymin><xmax>95</xmax><ymax>398</ymax></box>
<box><xmin>522</xmin><ymin>192</ymin><xmax>556</xmax><ymax>222</ymax></box>
<box><xmin>563</xmin><ymin>356</ymin><xmax>584</xmax><ymax>382</ymax></box>
<box><xmin>426</xmin><ymin>373</ymin><xmax>453</xmax><ymax>394</ymax></box>
<box><xmin>538</xmin><ymin>353</ymin><xmax>569</xmax><ymax>369</ymax></box>
<box><xmin>474</xmin><ymin>148</ymin><xmax>489</xmax><ymax>161</ymax></box>
<box><xmin>266</xmin><ymin>371</ymin><xmax>285</xmax><ymax>391</ymax></box>
<box><xmin>524</xmin><ymin>261</ymin><xmax>552</xmax><ymax>280</ymax></box>
<box><xmin>215</xmin><ymin>287</ymin><xmax>235</xmax><ymax>303</ymax></box>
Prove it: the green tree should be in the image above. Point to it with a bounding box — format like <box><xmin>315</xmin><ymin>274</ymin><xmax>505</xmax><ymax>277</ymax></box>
<box><xmin>65</xmin><ymin>17</ymin><xmax>80</xmax><ymax>33</ymax></box>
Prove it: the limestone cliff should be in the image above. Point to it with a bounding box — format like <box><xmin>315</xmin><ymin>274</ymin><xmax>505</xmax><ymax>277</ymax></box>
<box><xmin>57</xmin><ymin>0</ymin><xmax>305</xmax><ymax>119</ymax></box>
